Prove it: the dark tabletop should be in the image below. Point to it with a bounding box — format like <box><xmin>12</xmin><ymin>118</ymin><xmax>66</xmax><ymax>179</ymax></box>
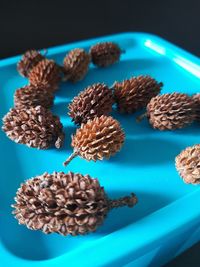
<box><xmin>1</xmin><ymin>0</ymin><xmax>200</xmax><ymax>266</ymax></box>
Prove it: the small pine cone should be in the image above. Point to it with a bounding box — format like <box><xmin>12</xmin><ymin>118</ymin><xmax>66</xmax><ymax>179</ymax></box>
<box><xmin>17</xmin><ymin>50</ymin><xmax>45</xmax><ymax>77</ymax></box>
<box><xmin>68</xmin><ymin>83</ymin><xmax>114</xmax><ymax>125</ymax></box>
<box><xmin>29</xmin><ymin>59</ymin><xmax>61</xmax><ymax>91</ymax></box>
<box><xmin>113</xmin><ymin>75</ymin><xmax>163</xmax><ymax>113</ymax></box>
<box><xmin>12</xmin><ymin>171</ymin><xmax>137</xmax><ymax>236</ymax></box>
<box><xmin>90</xmin><ymin>42</ymin><xmax>121</xmax><ymax>67</ymax></box>
<box><xmin>146</xmin><ymin>93</ymin><xmax>196</xmax><ymax>130</ymax></box>
<box><xmin>63</xmin><ymin>115</ymin><xmax>125</xmax><ymax>166</ymax></box>
<box><xmin>192</xmin><ymin>93</ymin><xmax>200</xmax><ymax>121</ymax></box>
<box><xmin>2</xmin><ymin>106</ymin><xmax>64</xmax><ymax>149</ymax></box>
<box><xmin>14</xmin><ymin>84</ymin><xmax>54</xmax><ymax>109</ymax></box>
<box><xmin>176</xmin><ymin>144</ymin><xmax>200</xmax><ymax>184</ymax></box>
<box><xmin>63</xmin><ymin>48</ymin><xmax>90</xmax><ymax>82</ymax></box>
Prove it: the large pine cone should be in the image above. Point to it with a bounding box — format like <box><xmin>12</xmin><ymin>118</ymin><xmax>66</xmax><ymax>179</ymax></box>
<box><xmin>146</xmin><ymin>93</ymin><xmax>196</xmax><ymax>130</ymax></box>
<box><xmin>17</xmin><ymin>50</ymin><xmax>45</xmax><ymax>77</ymax></box>
<box><xmin>12</xmin><ymin>172</ymin><xmax>137</xmax><ymax>236</ymax></box>
<box><xmin>113</xmin><ymin>75</ymin><xmax>163</xmax><ymax>113</ymax></box>
<box><xmin>64</xmin><ymin>115</ymin><xmax>125</xmax><ymax>165</ymax></box>
<box><xmin>90</xmin><ymin>42</ymin><xmax>121</xmax><ymax>67</ymax></box>
<box><xmin>2</xmin><ymin>106</ymin><xmax>64</xmax><ymax>149</ymax></box>
<box><xmin>14</xmin><ymin>84</ymin><xmax>54</xmax><ymax>109</ymax></box>
<box><xmin>29</xmin><ymin>59</ymin><xmax>61</xmax><ymax>91</ymax></box>
<box><xmin>68</xmin><ymin>83</ymin><xmax>114</xmax><ymax>125</ymax></box>
<box><xmin>192</xmin><ymin>93</ymin><xmax>200</xmax><ymax>121</ymax></box>
<box><xmin>176</xmin><ymin>144</ymin><xmax>200</xmax><ymax>184</ymax></box>
<box><xmin>63</xmin><ymin>48</ymin><xmax>90</xmax><ymax>82</ymax></box>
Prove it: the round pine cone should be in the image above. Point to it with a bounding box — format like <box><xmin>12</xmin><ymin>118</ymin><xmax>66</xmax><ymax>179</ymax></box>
<box><xmin>63</xmin><ymin>115</ymin><xmax>125</xmax><ymax>166</ymax></box>
<box><xmin>192</xmin><ymin>93</ymin><xmax>200</xmax><ymax>121</ymax></box>
<box><xmin>68</xmin><ymin>83</ymin><xmax>114</xmax><ymax>125</ymax></box>
<box><xmin>17</xmin><ymin>50</ymin><xmax>45</xmax><ymax>77</ymax></box>
<box><xmin>146</xmin><ymin>93</ymin><xmax>196</xmax><ymax>130</ymax></box>
<box><xmin>90</xmin><ymin>42</ymin><xmax>121</xmax><ymax>67</ymax></box>
<box><xmin>176</xmin><ymin>144</ymin><xmax>200</xmax><ymax>184</ymax></box>
<box><xmin>14</xmin><ymin>84</ymin><xmax>54</xmax><ymax>109</ymax></box>
<box><xmin>2</xmin><ymin>106</ymin><xmax>64</xmax><ymax>149</ymax></box>
<box><xmin>29</xmin><ymin>59</ymin><xmax>61</xmax><ymax>91</ymax></box>
<box><xmin>12</xmin><ymin>172</ymin><xmax>137</xmax><ymax>236</ymax></box>
<box><xmin>63</xmin><ymin>48</ymin><xmax>90</xmax><ymax>82</ymax></box>
<box><xmin>113</xmin><ymin>75</ymin><xmax>163</xmax><ymax>113</ymax></box>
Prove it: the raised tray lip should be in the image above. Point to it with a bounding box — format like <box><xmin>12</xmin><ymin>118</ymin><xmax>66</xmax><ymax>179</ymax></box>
<box><xmin>1</xmin><ymin>32</ymin><xmax>200</xmax><ymax>266</ymax></box>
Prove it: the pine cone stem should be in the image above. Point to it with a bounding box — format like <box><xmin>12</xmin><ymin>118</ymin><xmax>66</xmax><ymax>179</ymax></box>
<box><xmin>136</xmin><ymin>113</ymin><xmax>147</xmax><ymax>123</ymax></box>
<box><xmin>63</xmin><ymin>150</ymin><xmax>79</xmax><ymax>166</ymax></box>
<box><xmin>109</xmin><ymin>193</ymin><xmax>138</xmax><ymax>209</ymax></box>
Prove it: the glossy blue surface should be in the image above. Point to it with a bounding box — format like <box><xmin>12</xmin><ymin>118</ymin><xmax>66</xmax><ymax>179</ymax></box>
<box><xmin>1</xmin><ymin>32</ymin><xmax>200</xmax><ymax>267</ymax></box>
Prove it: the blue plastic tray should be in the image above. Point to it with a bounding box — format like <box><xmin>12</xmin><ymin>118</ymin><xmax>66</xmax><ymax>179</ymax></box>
<box><xmin>1</xmin><ymin>32</ymin><xmax>200</xmax><ymax>267</ymax></box>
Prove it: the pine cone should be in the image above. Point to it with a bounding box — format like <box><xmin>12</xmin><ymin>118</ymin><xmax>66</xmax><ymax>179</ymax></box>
<box><xmin>146</xmin><ymin>93</ymin><xmax>196</xmax><ymax>130</ymax></box>
<box><xmin>17</xmin><ymin>50</ymin><xmax>45</xmax><ymax>77</ymax></box>
<box><xmin>29</xmin><ymin>59</ymin><xmax>61</xmax><ymax>91</ymax></box>
<box><xmin>2</xmin><ymin>106</ymin><xmax>64</xmax><ymax>149</ymax></box>
<box><xmin>14</xmin><ymin>84</ymin><xmax>54</xmax><ymax>109</ymax></box>
<box><xmin>192</xmin><ymin>93</ymin><xmax>200</xmax><ymax>121</ymax></box>
<box><xmin>63</xmin><ymin>48</ymin><xmax>90</xmax><ymax>82</ymax></box>
<box><xmin>12</xmin><ymin>171</ymin><xmax>137</xmax><ymax>236</ymax></box>
<box><xmin>90</xmin><ymin>42</ymin><xmax>121</xmax><ymax>67</ymax></box>
<box><xmin>176</xmin><ymin>144</ymin><xmax>200</xmax><ymax>184</ymax></box>
<box><xmin>68</xmin><ymin>83</ymin><xmax>114</xmax><ymax>125</ymax></box>
<box><xmin>63</xmin><ymin>115</ymin><xmax>125</xmax><ymax>166</ymax></box>
<box><xmin>113</xmin><ymin>75</ymin><xmax>163</xmax><ymax>113</ymax></box>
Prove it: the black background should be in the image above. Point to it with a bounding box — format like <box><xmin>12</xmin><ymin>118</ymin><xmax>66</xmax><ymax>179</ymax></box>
<box><xmin>1</xmin><ymin>0</ymin><xmax>200</xmax><ymax>266</ymax></box>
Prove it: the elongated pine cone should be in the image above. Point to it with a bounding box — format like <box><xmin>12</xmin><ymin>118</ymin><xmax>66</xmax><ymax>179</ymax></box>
<box><xmin>12</xmin><ymin>172</ymin><xmax>137</xmax><ymax>236</ymax></box>
<box><xmin>63</xmin><ymin>115</ymin><xmax>125</xmax><ymax>166</ymax></box>
<box><xmin>29</xmin><ymin>59</ymin><xmax>61</xmax><ymax>91</ymax></box>
<box><xmin>63</xmin><ymin>48</ymin><xmax>90</xmax><ymax>82</ymax></box>
<box><xmin>113</xmin><ymin>75</ymin><xmax>163</xmax><ymax>113</ymax></box>
<box><xmin>176</xmin><ymin>144</ymin><xmax>200</xmax><ymax>184</ymax></box>
<box><xmin>68</xmin><ymin>83</ymin><xmax>114</xmax><ymax>125</ymax></box>
<box><xmin>17</xmin><ymin>50</ymin><xmax>45</xmax><ymax>77</ymax></box>
<box><xmin>14</xmin><ymin>84</ymin><xmax>54</xmax><ymax>109</ymax></box>
<box><xmin>146</xmin><ymin>93</ymin><xmax>196</xmax><ymax>130</ymax></box>
<box><xmin>2</xmin><ymin>106</ymin><xmax>64</xmax><ymax>149</ymax></box>
<box><xmin>90</xmin><ymin>42</ymin><xmax>121</xmax><ymax>67</ymax></box>
<box><xmin>192</xmin><ymin>93</ymin><xmax>200</xmax><ymax>121</ymax></box>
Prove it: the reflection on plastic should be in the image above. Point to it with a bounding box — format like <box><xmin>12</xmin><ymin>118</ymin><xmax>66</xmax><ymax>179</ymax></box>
<box><xmin>173</xmin><ymin>56</ymin><xmax>200</xmax><ymax>78</ymax></box>
<box><xmin>144</xmin><ymin>40</ymin><xmax>166</xmax><ymax>55</ymax></box>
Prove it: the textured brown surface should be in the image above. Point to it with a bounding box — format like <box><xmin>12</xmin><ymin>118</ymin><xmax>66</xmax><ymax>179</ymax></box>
<box><xmin>63</xmin><ymin>48</ymin><xmax>90</xmax><ymax>82</ymax></box>
<box><xmin>114</xmin><ymin>75</ymin><xmax>163</xmax><ymax>113</ymax></box>
<box><xmin>17</xmin><ymin>50</ymin><xmax>45</xmax><ymax>77</ymax></box>
<box><xmin>14</xmin><ymin>84</ymin><xmax>54</xmax><ymax>109</ymax></box>
<box><xmin>192</xmin><ymin>93</ymin><xmax>200</xmax><ymax>121</ymax></box>
<box><xmin>90</xmin><ymin>42</ymin><xmax>121</xmax><ymax>67</ymax></box>
<box><xmin>12</xmin><ymin>172</ymin><xmax>137</xmax><ymax>236</ymax></box>
<box><xmin>68</xmin><ymin>83</ymin><xmax>114</xmax><ymax>125</ymax></box>
<box><xmin>176</xmin><ymin>144</ymin><xmax>200</xmax><ymax>184</ymax></box>
<box><xmin>147</xmin><ymin>93</ymin><xmax>196</xmax><ymax>130</ymax></box>
<box><xmin>2</xmin><ymin>106</ymin><xmax>64</xmax><ymax>149</ymax></box>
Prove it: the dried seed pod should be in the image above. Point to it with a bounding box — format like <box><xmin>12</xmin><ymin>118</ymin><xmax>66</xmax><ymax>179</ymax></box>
<box><xmin>140</xmin><ymin>93</ymin><xmax>196</xmax><ymax>130</ymax></box>
<box><xmin>12</xmin><ymin>171</ymin><xmax>137</xmax><ymax>236</ymax></box>
<box><xmin>175</xmin><ymin>144</ymin><xmax>200</xmax><ymax>184</ymax></box>
<box><xmin>29</xmin><ymin>59</ymin><xmax>61</xmax><ymax>91</ymax></box>
<box><xmin>14</xmin><ymin>84</ymin><xmax>54</xmax><ymax>109</ymax></box>
<box><xmin>2</xmin><ymin>106</ymin><xmax>64</xmax><ymax>149</ymax></box>
<box><xmin>192</xmin><ymin>93</ymin><xmax>200</xmax><ymax>121</ymax></box>
<box><xmin>63</xmin><ymin>48</ymin><xmax>90</xmax><ymax>82</ymax></box>
<box><xmin>113</xmin><ymin>75</ymin><xmax>163</xmax><ymax>113</ymax></box>
<box><xmin>17</xmin><ymin>50</ymin><xmax>45</xmax><ymax>77</ymax></box>
<box><xmin>63</xmin><ymin>115</ymin><xmax>125</xmax><ymax>166</ymax></box>
<box><xmin>90</xmin><ymin>42</ymin><xmax>121</xmax><ymax>67</ymax></box>
<box><xmin>68</xmin><ymin>83</ymin><xmax>114</xmax><ymax>125</ymax></box>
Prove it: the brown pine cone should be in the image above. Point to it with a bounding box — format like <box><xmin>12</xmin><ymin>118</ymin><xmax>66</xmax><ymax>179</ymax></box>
<box><xmin>176</xmin><ymin>144</ymin><xmax>200</xmax><ymax>184</ymax></box>
<box><xmin>63</xmin><ymin>48</ymin><xmax>90</xmax><ymax>82</ymax></box>
<box><xmin>14</xmin><ymin>84</ymin><xmax>54</xmax><ymax>109</ymax></box>
<box><xmin>29</xmin><ymin>59</ymin><xmax>61</xmax><ymax>91</ymax></box>
<box><xmin>192</xmin><ymin>93</ymin><xmax>200</xmax><ymax>121</ymax></box>
<box><xmin>68</xmin><ymin>83</ymin><xmax>114</xmax><ymax>125</ymax></box>
<box><xmin>12</xmin><ymin>171</ymin><xmax>137</xmax><ymax>236</ymax></box>
<box><xmin>113</xmin><ymin>75</ymin><xmax>163</xmax><ymax>113</ymax></box>
<box><xmin>17</xmin><ymin>50</ymin><xmax>45</xmax><ymax>77</ymax></box>
<box><xmin>146</xmin><ymin>93</ymin><xmax>196</xmax><ymax>130</ymax></box>
<box><xmin>63</xmin><ymin>115</ymin><xmax>125</xmax><ymax>166</ymax></box>
<box><xmin>90</xmin><ymin>42</ymin><xmax>121</xmax><ymax>67</ymax></box>
<box><xmin>2</xmin><ymin>106</ymin><xmax>64</xmax><ymax>149</ymax></box>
